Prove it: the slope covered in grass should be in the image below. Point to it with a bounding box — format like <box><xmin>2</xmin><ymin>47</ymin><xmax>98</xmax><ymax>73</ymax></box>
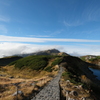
<box><xmin>0</xmin><ymin>56</ymin><xmax>22</xmax><ymax>66</ymax></box>
<box><xmin>9</xmin><ymin>55</ymin><xmax>62</xmax><ymax>71</ymax></box>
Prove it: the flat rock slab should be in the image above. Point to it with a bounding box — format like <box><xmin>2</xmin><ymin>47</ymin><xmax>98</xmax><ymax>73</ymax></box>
<box><xmin>31</xmin><ymin>67</ymin><xmax>63</xmax><ymax>100</ymax></box>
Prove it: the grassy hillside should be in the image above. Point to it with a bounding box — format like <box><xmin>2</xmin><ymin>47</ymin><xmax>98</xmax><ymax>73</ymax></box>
<box><xmin>9</xmin><ymin>55</ymin><xmax>62</xmax><ymax>71</ymax></box>
<box><xmin>1</xmin><ymin>52</ymin><xmax>100</xmax><ymax>99</ymax></box>
<box><xmin>80</xmin><ymin>55</ymin><xmax>100</xmax><ymax>62</ymax></box>
<box><xmin>80</xmin><ymin>55</ymin><xmax>100</xmax><ymax>69</ymax></box>
<box><xmin>88</xmin><ymin>56</ymin><xmax>100</xmax><ymax>61</ymax></box>
<box><xmin>0</xmin><ymin>56</ymin><xmax>22</xmax><ymax>66</ymax></box>
<box><xmin>0</xmin><ymin>55</ymin><xmax>62</xmax><ymax>79</ymax></box>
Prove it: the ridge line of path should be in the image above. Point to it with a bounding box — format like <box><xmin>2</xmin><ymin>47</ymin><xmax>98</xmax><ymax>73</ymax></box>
<box><xmin>31</xmin><ymin>66</ymin><xmax>63</xmax><ymax>100</ymax></box>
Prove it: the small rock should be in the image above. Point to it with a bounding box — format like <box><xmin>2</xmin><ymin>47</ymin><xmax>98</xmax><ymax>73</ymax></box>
<box><xmin>9</xmin><ymin>76</ymin><xmax>14</xmax><ymax>79</ymax></box>
<box><xmin>81</xmin><ymin>97</ymin><xmax>86</xmax><ymax>100</ymax></box>
<box><xmin>12</xmin><ymin>91</ymin><xmax>23</xmax><ymax>96</ymax></box>
<box><xmin>73</xmin><ymin>86</ymin><xmax>79</xmax><ymax>89</ymax></box>
<box><xmin>78</xmin><ymin>85</ymin><xmax>83</xmax><ymax>89</ymax></box>
<box><xmin>0</xmin><ymin>74</ymin><xmax>3</xmax><ymax>76</ymax></box>
<box><xmin>31</xmin><ymin>83</ymin><xmax>36</xmax><ymax>86</ymax></box>
<box><xmin>0</xmin><ymin>74</ymin><xmax>5</xmax><ymax>77</ymax></box>
<box><xmin>70</xmin><ymin>91</ymin><xmax>78</xmax><ymax>96</ymax></box>
<box><xmin>66</xmin><ymin>80</ymin><xmax>70</xmax><ymax>83</ymax></box>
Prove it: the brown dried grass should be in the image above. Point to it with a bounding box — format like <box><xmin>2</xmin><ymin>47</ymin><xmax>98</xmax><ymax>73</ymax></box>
<box><xmin>0</xmin><ymin>65</ymin><xmax>58</xmax><ymax>100</ymax></box>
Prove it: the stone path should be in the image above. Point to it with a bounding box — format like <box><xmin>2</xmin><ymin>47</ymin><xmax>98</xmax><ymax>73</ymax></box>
<box><xmin>31</xmin><ymin>67</ymin><xmax>63</xmax><ymax>100</ymax></box>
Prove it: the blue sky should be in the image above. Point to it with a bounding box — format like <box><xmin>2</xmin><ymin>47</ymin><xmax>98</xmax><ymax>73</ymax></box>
<box><xmin>0</xmin><ymin>0</ymin><xmax>100</xmax><ymax>57</ymax></box>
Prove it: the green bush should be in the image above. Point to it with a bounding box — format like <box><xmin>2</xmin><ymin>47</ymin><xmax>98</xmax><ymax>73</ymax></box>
<box><xmin>62</xmin><ymin>71</ymin><xmax>82</xmax><ymax>85</ymax></box>
<box><xmin>80</xmin><ymin>57</ymin><xmax>86</xmax><ymax>61</ymax></box>
<box><xmin>9</xmin><ymin>55</ymin><xmax>62</xmax><ymax>71</ymax></box>
<box><xmin>51</xmin><ymin>58</ymin><xmax>62</xmax><ymax>66</ymax></box>
<box><xmin>8</xmin><ymin>60</ymin><xmax>17</xmax><ymax>66</ymax></box>
<box><xmin>44</xmin><ymin>66</ymin><xmax>52</xmax><ymax>72</ymax></box>
<box><xmin>13</xmin><ymin>56</ymin><xmax>48</xmax><ymax>70</ymax></box>
<box><xmin>89</xmin><ymin>56</ymin><xmax>100</xmax><ymax>61</ymax></box>
<box><xmin>62</xmin><ymin>72</ymin><xmax>71</xmax><ymax>80</ymax></box>
<box><xmin>62</xmin><ymin>72</ymin><xmax>69</xmax><ymax>76</ymax></box>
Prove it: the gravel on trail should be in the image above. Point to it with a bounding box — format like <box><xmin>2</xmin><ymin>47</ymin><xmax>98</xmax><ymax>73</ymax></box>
<box><xmin>31</xmin><ymin>67</ymin><xmax>63</xmax><ymax>100</ymax></box>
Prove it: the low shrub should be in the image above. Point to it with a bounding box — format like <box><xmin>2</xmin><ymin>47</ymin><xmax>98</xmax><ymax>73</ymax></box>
<box><xmin>8</xmin><ymin>60</ymin><xmax>17</xmax><ymax>66</ymax></box>
<box><xmin>44</xmin><ymin>66</ymin><xmax>52</xmax><ymax>72</ymax></box>
<box><xmin>80</xmin><ymin>57</ymin><xmax>86</xmax><ymax>61</ymax></box>
<box><xmin>89</xmin><ymin>56</ymin><xmax>100</xmax><ymax>61</ymax></box>
<box><xmin>9</xmin><ymin>55</ymin><xmax>62</xmax><ymax>71</ymax></box>
<box><xmin>51</xmin><ymin>58</ymin><xmax>62</xmax><ymax>66</ymax></box>
<box><xmin>13</xmin><ymin>56</ymin><xmax>48</xmax><ymax>70</ymax></box>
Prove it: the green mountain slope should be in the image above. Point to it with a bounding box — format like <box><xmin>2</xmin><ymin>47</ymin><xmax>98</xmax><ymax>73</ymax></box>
<box><xmin>9</xmin><ymin>55</ymin><xmax>62</xmax><ymax>71</ymax></box>
<box><xmin>0</xmin><ymin>56</ymin><xmax>22</xmax><ymax>66</ymax></box>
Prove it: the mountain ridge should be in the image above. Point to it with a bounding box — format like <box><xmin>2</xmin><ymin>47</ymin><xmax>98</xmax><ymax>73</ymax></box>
<box><xmin>0</xmin><ymin>49</ymin><xmax>100</xmax><ymax>99</ymax></box>
<box><xmin>14</xmin><ymin>49</ymin><xmax>69</xmax><ymax>57</ymax></box>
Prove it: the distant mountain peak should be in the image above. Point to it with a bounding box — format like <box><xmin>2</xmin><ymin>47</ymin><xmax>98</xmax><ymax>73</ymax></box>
<box><xmin>15</xmin><ymin>49</ymin><xmax>60</xmax><ymax>57</ymax></box>
<box><xmin>44</xmin><ymin>49</ymin><xmax>60</xmax><ymax>53</ymax></box>
<box><xmin>13</xmin><ymin>49</ymin><xmax>70</xmax><ymax>57</ymax></box>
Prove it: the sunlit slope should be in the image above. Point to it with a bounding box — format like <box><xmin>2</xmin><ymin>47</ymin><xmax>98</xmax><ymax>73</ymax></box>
<box><xmin>9</xmin><ymin>55</ymin><xmax>62</xmax><ymax>71</ymax></box>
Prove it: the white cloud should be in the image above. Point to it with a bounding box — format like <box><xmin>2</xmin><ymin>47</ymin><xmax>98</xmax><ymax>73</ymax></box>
<box><xmin>63</xmin><ymin>20</ymin><xmax>71</xmax><ymax>26</ymax></box>
<box><xmin>0</xmin><ymin>35</ymin><xmax>44</xmax><ymax>42</ymax></box>
<box><xmin>63</xmin><ymin>20</ymin><xmax>83</xmax><ymax>27</ymax></box>
<box><xmin>0</xmin><ymin>42</ymin><xmax>100</xmax><ymax>58</ymax></box>
<box><xmin>0</xmin><ymin>35</ymin><xmax>100</xmax><ymax>58</ymax></box>
<box><xmin>82</xmin><ymin>3</ymin><xmax>100</xmax><ymax>22</ymax></box>
<box><xmin>0</xmin><ymin>42</ymin><xmax>62</xmax><ymax>58</ymax></box>
<box><xmin>1</xmin><ymin>35</ymin><xmax>100</xmax><ymax>43</ymax></box>
<box><xmin>50</xmin><ymin>30</ymin><xmax>64</xmax><ymax>36</ymax></box>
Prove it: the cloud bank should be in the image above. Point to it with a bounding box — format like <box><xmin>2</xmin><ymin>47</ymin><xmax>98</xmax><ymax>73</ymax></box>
<box><xmin>0</xmin><ymin>42</ymin><xmax>100</xmax><ymax>58</ymax></box>
<box><xmin>1</xmin><ymin>35</ymin><xmax>100</xmax><ymax>43</ymax></box>
<box><xmin>0</xmin><ymin>35</ymin><xmax>100</xmax><ymax>58</ymax></box>
<box><xmin>0</xmin><ymin>42</ymin><xmax>62</xmax><ymax>58</ymax></box>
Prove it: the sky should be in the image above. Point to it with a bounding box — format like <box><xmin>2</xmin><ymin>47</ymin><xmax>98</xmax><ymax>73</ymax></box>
<box><xmin>0</xmin><ymin>0</ymin><xmax>100</xmax><ymax>58</ymax></box>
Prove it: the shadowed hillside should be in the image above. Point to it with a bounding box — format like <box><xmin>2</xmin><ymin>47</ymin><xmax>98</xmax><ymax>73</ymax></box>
<box><xmin>80</xmin><ymin>55</ymin><xmax>100</xmax><ymax>69</ymax></box>
<box><xmin>9</xmin><ymin>54</ymin><xmax>100</xmax><ymax>90</ymax></box>
<box><xmin>0</xmin><ymin>56</ymin><xmax>22</xmax><ymax>66</ymax></box>
<box><xmin>61</xmin><ymin>56</ymin><xmax>100</xmax><ymax>99</ymax></box>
